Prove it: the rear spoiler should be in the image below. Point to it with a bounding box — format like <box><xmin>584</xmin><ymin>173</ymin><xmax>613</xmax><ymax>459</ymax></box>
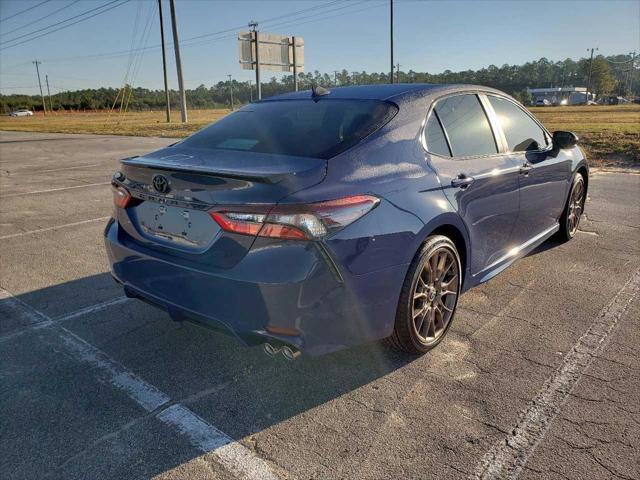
<box><xmin>121</xmin><ymin>156</ymin><xmax>283</xmax><ymax>184</ymax></box>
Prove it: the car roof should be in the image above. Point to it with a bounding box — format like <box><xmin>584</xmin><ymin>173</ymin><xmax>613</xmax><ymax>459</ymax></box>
<box><xmin>266</xmin><ymin>83</ymin><xmax>509</xmax><ymax>103</ymax></box>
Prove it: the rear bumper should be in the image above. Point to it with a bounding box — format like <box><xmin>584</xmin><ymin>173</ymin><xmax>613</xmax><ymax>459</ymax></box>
<box><xmin>105</xmin><ymin>219</ymin><xmax>406</xmax><ymax>356</ymax></box>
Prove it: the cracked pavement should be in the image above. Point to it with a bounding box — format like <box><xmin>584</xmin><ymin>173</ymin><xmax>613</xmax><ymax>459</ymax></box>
<box><xmin>0</xmin><ymin>132</ymin><xmax>638</xmax><ymax>479</ymax></box>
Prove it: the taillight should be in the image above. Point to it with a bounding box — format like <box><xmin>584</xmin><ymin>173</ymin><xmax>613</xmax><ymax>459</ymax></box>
<box><xmin>112</xmin><ymin>183</ymin><xmax>132</xmax><ymax>209</ymax></box>
<box><xmin>209</xmin><ymin>212</ymin><xmax>265</xmax><ymax>237</ymax></box>
<box><xmin>210</xmin><ymin>195</ymin><xmax>380</xmax><ymax>240</ymax></box>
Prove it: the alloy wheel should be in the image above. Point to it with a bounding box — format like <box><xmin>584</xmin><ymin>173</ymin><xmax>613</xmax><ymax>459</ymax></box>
<box><xmin>567</xmin><ymin>178</ymin><xmax>585</xmax><ymax>236</ymax></box>
<box><xmin>412</xmin><ymin>247</ymin><xmax>459</xmax><ymax>344</ymax></box>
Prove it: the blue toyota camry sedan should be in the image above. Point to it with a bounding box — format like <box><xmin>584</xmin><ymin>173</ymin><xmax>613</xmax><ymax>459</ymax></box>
<box><xmin>105</xmin><ymin>84</ymin><xmax>587</xmax><ymax>358</ymax></box>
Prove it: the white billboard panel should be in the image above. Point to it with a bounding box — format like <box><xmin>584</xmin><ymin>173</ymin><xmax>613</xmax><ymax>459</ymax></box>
<box><xmin>238</xmin><ymin>31</ymin><xmax>304</xmax><ymax>72</ymax></box>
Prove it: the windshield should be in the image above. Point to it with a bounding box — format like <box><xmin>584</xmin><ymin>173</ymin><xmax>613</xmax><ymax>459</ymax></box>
<box><xmin>180</xmin><ymin>99</ymin><xmax>398</xmax><ymax>159</ymax></box>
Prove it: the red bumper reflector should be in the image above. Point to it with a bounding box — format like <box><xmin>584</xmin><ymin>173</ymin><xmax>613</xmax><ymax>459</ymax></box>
<box><xmin>112</xmin><ymin>183</ymin><xmax>132</xmax><ymax>209</ymax></box>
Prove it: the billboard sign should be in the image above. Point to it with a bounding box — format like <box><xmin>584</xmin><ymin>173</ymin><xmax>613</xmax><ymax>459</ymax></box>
<box><xmin>238</xmin><ymin>31</ymin><xmax>304</xmax><ymax>72</ymax></box>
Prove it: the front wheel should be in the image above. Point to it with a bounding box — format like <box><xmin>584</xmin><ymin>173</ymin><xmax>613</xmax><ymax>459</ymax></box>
<box><xmin>387</xmin><ymin>235</ymin><xmax>462</xmax><ymax>354</ymax></box>
<box><xmin>557</xmin><ymin>174</ymin><xmax>586</xmax><ymax>241</ymax></box>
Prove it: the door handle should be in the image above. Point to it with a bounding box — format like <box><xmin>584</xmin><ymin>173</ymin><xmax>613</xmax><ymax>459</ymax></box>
<box><xmin>451</xmin><ymin>174</ymin><xmax>474</xmax><ymax>189</ymax></box>
<box><xmin>520</xmin><ymin>162</ymin><xmax>533</xmax><ymax>174</ymax></box>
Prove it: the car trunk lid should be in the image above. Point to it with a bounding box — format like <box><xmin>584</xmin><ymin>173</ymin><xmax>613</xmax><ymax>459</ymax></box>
<box><xmin>116</xmin><ymin>146</ymin><xmax>326</xmax><ymax>255</ymax></box>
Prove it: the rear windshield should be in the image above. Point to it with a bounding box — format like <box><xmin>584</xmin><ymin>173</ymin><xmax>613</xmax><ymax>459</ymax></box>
<box><xmin>180</xmin><ymin>99</ymin><xmax>398</xmax><ymax>159</ymax></box>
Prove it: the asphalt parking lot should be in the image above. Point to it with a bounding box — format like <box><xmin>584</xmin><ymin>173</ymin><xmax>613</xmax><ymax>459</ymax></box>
<box><xmin>1</xmin><ymin>130</ymin><xmax>638</xmax><ymax>480</ymax></box>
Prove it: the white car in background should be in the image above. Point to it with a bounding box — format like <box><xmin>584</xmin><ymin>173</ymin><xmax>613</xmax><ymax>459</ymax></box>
<box><xmin>9</xmin><ymin>109</ymin><xmax>34</xmax><ymax>117</ymax></box>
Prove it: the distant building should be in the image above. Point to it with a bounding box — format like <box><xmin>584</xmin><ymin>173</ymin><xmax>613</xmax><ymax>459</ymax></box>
<box><xmin>527</xmin><ymin>87</ymin><xmax>595</xmax><ymax>106</ymax></box>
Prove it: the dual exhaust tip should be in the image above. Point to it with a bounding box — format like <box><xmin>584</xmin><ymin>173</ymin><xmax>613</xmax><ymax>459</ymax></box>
<box><xmin>263</xmin><ymin>343</ymin><xmax>301</xmax><ymax>361</ymax></box>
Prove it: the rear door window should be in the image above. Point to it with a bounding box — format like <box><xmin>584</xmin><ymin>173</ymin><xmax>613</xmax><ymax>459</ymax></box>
<box><xmin>488</xmin><ymin>96</ymin><xmax>549</xmax><ymax>152</ymax></box>
<box><xmin>425</xmin><ymin>113</ymin><xmax>451</xmax><ymax>157</ymax></box>
<box><xmin>435</xmin><ymin>94</ymin><xmax>497</xmax><ymax>157</ymax></box>
<box><xmin>180</xmin><ymin>99</ymin><xmax>398</xmax><ymax>160</ymax></box>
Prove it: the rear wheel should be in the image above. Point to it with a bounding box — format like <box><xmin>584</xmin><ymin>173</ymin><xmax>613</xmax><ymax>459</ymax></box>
<box><xmin>387</xmin><ymin>235</ymin><xmax>461</xmax><ymax>354</ymax></box>
<box><xmin>557</xmin><ymin>174</ymin><xmax>585</xmax><ymax>241</ymax></box>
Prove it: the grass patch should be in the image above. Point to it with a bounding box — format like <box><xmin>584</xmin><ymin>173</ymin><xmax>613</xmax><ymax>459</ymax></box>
<box><xmin>1</xmin><ymin>104</ymin><xmax>638</xmax><ymax>167</ymax></box>
<box><xmin>529</xmin><ymin>105</ymin><xmax>639</xmax><ymax>167</ymax></box>
<box><xmin>0</xmin><ymin>109</ymin><xmax>229</xmax><ymax>138</ymax></box>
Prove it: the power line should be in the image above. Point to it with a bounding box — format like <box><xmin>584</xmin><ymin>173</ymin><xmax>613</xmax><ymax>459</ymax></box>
<box><xmin>29</xmin><ymin>0</ymin><xmax>376</xmax><ymax>64</ymax></box>
<box><xmin>0</xmin><ymin>0</ymin><xmax>51</xmax><ymax>24</ymax></box>
<box><xmin>259</xmin><ymin>0</ymin><xmax>343</xmax><ymax>25</ymax></box>
<box><xmin>175</xmin><ymin>0</ymin><xmax>343</xmax><ymax>44</ymax></box>
<box><xmin>177</xmin><ymin>0</ymin><xmax>376</xmax><ymax>54</ymax></box>
<box><xmin>253</xmin><ymin>1</ymin><xmax>378</xmax><ymax>37</ymax></box>
<box><xmin>0</xmin><ymin>0</ymin><xmax>82</xmax><ymax>38</ymax></box>
<box><xmin>111</xmin><ymin>1</ymin><xmax>155</xmax><ymax>115</ymax></box>
<box><xmin>128</xmin><ymin>5</ymin><xmax>157</xmax><ymax>89</ymax></box>
<box><xmin>1</xmin><ymin>0</ymin><xmax>124</xmax><ymax>45</ymax></box>
<box><xmin>0</xmin><ymin>0</ymin><xmax>130</xmax><ymax>51</ymax></box>
<box><xmin>121</xmin><ymin>1</ymin><xmax>145</xmax><ymax>89</ymax></box>
<box><xmin>1</xmin><ymin>0</ymin><xmax>387</xmax><ymax>95</ymax></box>
<box><xmin>0</xmin><ymin>85</ymin><xmax>40</xmax><ymax>89</ymax></box>
<box><xmin>120</xmin><ymin>1</ymin><xmax>157</xmax><ymax>115</ymax></box>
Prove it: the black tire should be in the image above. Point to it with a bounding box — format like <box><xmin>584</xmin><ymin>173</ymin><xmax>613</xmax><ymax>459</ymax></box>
<box><xmin>387</xmin><ymin>235</ymin><xmax>462</xmax><ymax>354</ymax></box>
<box><xmin>557</xmin><ymin>173</ymin><xmax>586</xmax><ymax>242</ymax></box>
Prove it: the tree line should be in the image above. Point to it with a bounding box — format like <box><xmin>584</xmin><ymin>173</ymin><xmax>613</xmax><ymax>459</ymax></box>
<box><xmin>1</xmin><ymin>53</ymin><xmax>635</xmax><ymax>113</ymax></box>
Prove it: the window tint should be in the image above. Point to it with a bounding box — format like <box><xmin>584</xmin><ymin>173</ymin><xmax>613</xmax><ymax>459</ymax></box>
<box><xmin>488</xmin><ymin>96</ymin><xmax>548</xmax><ymax>152</ymax></box>
<box><xmin>435</xmin><ymin>94</ymin><xmax>497</xmax><ymax>157</ymax></box>
<box><xmin>425</xmin><ymin>112</ymin><xmax>451</xmax><ymax>156</ymax></box>
<box><xmin>180</xmin><ymin>99</ymin><xmax>398</xmax><ymax>160</ymax></box>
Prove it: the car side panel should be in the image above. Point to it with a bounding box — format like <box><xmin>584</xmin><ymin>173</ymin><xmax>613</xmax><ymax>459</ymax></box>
<box><xmin>428</xmin><ymin>153</ymin><xmax>521</xmax><ymax>278</ymax></box>
<box><xmin>511</xmin><ymin>149</ymin><xmax>573</xmax><ymax>245</ymax></box>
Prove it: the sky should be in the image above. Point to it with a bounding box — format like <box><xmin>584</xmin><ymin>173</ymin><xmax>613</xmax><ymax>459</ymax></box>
<box><xmin>0</xmin><ymin>0</ymin><xmax>638</xmax><ymax>95</ymax></box>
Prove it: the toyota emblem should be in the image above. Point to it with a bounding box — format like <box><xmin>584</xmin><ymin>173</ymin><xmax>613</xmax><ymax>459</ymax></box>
<box><xmin>152</xmin><ymin>174</ymin><xmax>170</xmax><ymax>194</ymax></box>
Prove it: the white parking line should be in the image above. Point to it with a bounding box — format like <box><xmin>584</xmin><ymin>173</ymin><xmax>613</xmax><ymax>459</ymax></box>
<box><xmin>158</xmin><ymin>405</ymin><xmax>280</xmax><ymax>480</ymax></box>
<box><xmin>0</xmin><ymin>289</ymin><xmax>55</xmax><ymax>338</ymax></box>
<box><xmin>0</xmin><ymin>216</ymin><xmax>110</xmax><ymax>241</ymax></box>
<box><xmin>1</xmin><ymin>182</ymin><xmax>110</xmax><ymax>198</ymax></box>
<box><xmin>0</xmin><ymin>289</ymin><xmax>281</xmax><ymax>480</ymax></box>
<box><xmin>473</xmin><ymin>268</ymin><xmax>640</xmax><ymax>480</ymax></box>
<box><xmin>59</xmin><ymin>325</ymin><xmax>171</xmax><ymax>411</ymax></box>
<box><xmin>25</xmin><ymin>163</ymin><xmax>102</xmax><ymax>174</ymax></box>
<box><xmin>56</xmin><ymin>296</ymin><xmax>130</xmax><ymax>322</ymax></box>
<box><xmin>0</xmin><ymin>296</ymin><xmax>129</xmax><ymax>344</ymax></box>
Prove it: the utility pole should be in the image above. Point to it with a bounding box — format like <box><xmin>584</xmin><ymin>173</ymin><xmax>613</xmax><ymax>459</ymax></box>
<box><xmin>396</xmin><ymin>62</ymin><xmax>400</xmax><ymax>83</ymax></box>
<box><xmin>45</xmin><ymin>74</ymin><xmax>52</xmax><ymax>112</ymax></box>
<box><xmin>248</xmin><ymin>80</ymin><xmax>253</xmax><ymax>102</ymax></box>
<box><xmin>628</xmin><ymin>51</ymin><xmax>637</xmax><ymax>97</ymax></box>
<box><xmin>389</xmin><ymin>0</ymin><xmax>394</xmax><ymax>84</ymax></box>
<box><xmin>158</xmin><ymin>0</ymin><xmax>171</xmax><ymax>123</ymax></box>
<box><xmin>249</xmin><ymin>21</ymin><xmax>261</xmax><ymax>100</ymax></box>
<box><xmin>586</xmin><ymin>47</ymin><xmax>598</xmax><ymax>104</ymax></box>
<box><xmin>333</xmin><ymin>70</ymin><xmax>339</xmax><ymax>86</ymax></box>
<box><xmin>169</xmin><ymin>0</ymin><xmax>187</xmax><ymax>122</ymax></box>
<box><xmin>227</xmin><ymin>75</ymin><xmax>234</xmax><ymax>110</ymax></box>
<box><xmin>292</xmin><ymin>35</ymin><xmax>298</xmax><ymax>92</ymax></box>
<box><xmin>32</xmin><ymin>60</ymin><xmax>46</xmax><ymax>116</ymax></box>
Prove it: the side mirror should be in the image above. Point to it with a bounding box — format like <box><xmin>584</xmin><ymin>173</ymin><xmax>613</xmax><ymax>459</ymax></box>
<box><xmin>553</xmin><ymin>131</ymin><xmax>578</xmax><ymax>150</ymax></box>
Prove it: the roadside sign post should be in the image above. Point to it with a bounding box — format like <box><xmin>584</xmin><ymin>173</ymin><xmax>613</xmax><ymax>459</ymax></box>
<box><xmin>292</xmin><ymin>35</ymin><xmax>298</xmax><ymax>92</ymax></box>
<box><xmin>254</xmin><ymin>29</ymin><xmax>261</xmax><ymax>100</ymax></box>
